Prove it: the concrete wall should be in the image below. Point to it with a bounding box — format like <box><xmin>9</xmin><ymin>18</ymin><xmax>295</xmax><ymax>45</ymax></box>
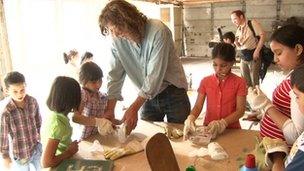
<box><xmin>182</xmin><ymin>0</ymin><xmax>304</xmax><ymax>58</ymax></box>
<box><xmin>160</xmin><ymin>5</ymin><xmax>184</xmax><ymax>56</ymax></box>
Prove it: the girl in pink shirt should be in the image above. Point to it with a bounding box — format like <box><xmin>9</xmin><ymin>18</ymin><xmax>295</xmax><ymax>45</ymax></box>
<box><xmin>184</xmin><ymin>43</ymin><xmax>247</xmax><ymax>139</ymax></box>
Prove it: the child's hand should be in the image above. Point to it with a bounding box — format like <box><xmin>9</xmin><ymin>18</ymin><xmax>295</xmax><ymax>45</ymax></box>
<box><xmin>67</xmin><ymin>140</ymin><xmax>79</xmax><ymax>156</ymax></box>
<box><xmin>183</xmin><ymin>115</ymin><xmax>196</xmax><ymax>140</ymax></box>
<box><xmin>95</xmin><ymin>118</ymin><xmax>115</xmax><ymax>136</ymax></box>
<box><xmin>3</xmin><ymin>156</ymin><xmax>12</xmax><ymax>169</ymax></box>
<box><xmin>206</xmin><ymin>119</ymin><xmax>227</xmax><ymax>139</ymax></box>
<box><xmin>272</xmin><ymin>152</ymin><xmax>285</xmax><ymax>171</ymax></box>
<box><xmin>247</xmin><ymin>86</ymin><xmax>274</xmax><ymax>115</ymax></box>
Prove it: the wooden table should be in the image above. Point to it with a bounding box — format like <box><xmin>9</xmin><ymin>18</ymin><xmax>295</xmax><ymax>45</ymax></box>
<box><xmin>75</xmin><ymin>120</ymin><xmax>259</xmax><ymax>171</ymax></box>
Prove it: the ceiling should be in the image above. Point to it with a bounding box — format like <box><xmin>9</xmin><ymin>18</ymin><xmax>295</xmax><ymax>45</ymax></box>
<box><xmin>140</xmin><ymin>0</ymin><xmax>239</xmax><ymax>5</ymax></box>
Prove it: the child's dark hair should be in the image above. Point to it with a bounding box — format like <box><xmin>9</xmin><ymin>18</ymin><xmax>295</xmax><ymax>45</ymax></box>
<box><xmin>291</xmin><ymin>64</ymin><xmax>304</xmax><ymax>93</ymax></box>
<box><xmin>270</xmin><ymin>24</ymin><xmax>304</xmax><ymax>64</ymax></box>
<box><xmin>63</xmin><ymin>49</ymin><xmax>78</xmax><ymax>64</ymax></box>
<box><xmin>80</xmin><ymin>51</ymin><xmax>93</xmax><ymax>64</ymax></box>
<box><xmin>79</xmin><ymin>62</ymin><xmax>103</xmax><ymax>85</ymax></box>
<box><xmin>212</xmin><ymin>42</ymin><xmax>236</xmax><ymax>62</ymax></box>
<box><xmin>4</xmin><ymin>71</ymin><xmax>25</xmax><ymax>88</ymax></box>
<box><xmin>47</xmin><ymin>76</ymin><xmax>81</xmax><ymax>115</ymax></box>
<box><xmin>223</xmin><ymin>32</ymin><xmax>235</xmax><ymax>43</ymax></box>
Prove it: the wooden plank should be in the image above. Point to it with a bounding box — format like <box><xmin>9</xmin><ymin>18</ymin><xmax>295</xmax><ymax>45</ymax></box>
<box><xmin>145</xmin><ymin>133</ymin><xmax>180</xmax><ymax>171</ymax></box>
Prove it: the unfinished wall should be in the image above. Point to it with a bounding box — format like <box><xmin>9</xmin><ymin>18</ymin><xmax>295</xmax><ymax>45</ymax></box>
<box><xmin>0</xmin><ymin>0</ymin><xmax>12</xmax><ymax>99</ymax></box>
<box><xmin>160</xmin><ymin>5</ymin><xmax>184</xmax><ymax>56</ymax></box>
<box><xmin>183</xmin><ymin>0</ymin><xmax>304</xmax><ymax>58</ymax></box>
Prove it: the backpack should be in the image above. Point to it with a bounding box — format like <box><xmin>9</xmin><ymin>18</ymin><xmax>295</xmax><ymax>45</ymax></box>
<box><xmin>247</xmin><ymin>20</ymin><xmax>274</xmax><ymax>82</ymax></box>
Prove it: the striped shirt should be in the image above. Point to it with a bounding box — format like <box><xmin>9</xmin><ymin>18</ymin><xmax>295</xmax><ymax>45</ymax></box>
<box><xmin>0</xmin><ymin>95</ymin><xmax>41</xmax><ymax>160</ymax></box>
<box><xmin>80</xmin><ymin>88</ymin><xmax>107</xmax><ymax>139</ymax></box>
<box><xmin>260</xmin><ymin>79</ymin><xmax>291</xmax><ymax>140</ymax></box>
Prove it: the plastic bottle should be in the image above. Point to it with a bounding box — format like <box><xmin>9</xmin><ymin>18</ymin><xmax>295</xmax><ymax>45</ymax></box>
<box><xmin>240</xmin><ymin>154</ymin><xmax>258</xmax><ymax>171</ymax></box>
<box><xmin>185</xmin><ymin>165</ymin><xmax>196</xmax><ymax>171</ymax></box>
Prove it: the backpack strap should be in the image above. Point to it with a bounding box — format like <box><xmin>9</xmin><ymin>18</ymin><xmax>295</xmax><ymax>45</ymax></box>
<box><xmin>248</xmin><ymin>20</ymin><xmax>261</xmax><ymax>41</ymax></box>
<box><xmin>247</xmin><ymin>20</ymin><xmax>257</xmax><ymax>38</ymax></box>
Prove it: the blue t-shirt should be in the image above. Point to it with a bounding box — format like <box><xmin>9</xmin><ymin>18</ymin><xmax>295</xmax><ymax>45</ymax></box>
<box><xmin>285</xmin><ymin>132</ymin><xmax>304</xmax><ymax>170</ymax></box>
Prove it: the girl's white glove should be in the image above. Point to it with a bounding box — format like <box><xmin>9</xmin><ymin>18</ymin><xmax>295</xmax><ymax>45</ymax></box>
<box><xmin>206</xmin><ymin>119</ymin><xmax>227</xmax><ymax>139</ymax></box>
<box><xmin>95</xmin><ymin>118</ymin><xmax>114</xmax><ymax>136</ymax></box>
<box><xmin>247</xmin><ymin>86</ymin><xmax>274</xmax><ymax>115</ymax></box>
<box><xmin>183</xmin><ymin>115</ymin><xmax>196</xmax><ymax>140</ymax></box>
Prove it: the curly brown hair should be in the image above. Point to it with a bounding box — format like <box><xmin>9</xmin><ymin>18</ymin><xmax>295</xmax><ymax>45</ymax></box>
<box><xmin>98</xmin><ymin>0</ymin><xmax>147</xmax><ymax>43</ymax></box>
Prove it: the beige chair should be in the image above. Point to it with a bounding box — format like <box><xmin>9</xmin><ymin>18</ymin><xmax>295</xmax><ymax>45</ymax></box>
<box><xmin>145</xmin><ymin>133</ymin><xmax>180</xmax><ymax>171</ymax></box>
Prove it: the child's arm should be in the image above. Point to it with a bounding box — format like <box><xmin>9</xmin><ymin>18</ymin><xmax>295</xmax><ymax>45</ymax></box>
<box><xmin>72</xmin><ymin>111</ymin><xmax>96</xmax><ymax>126</ymax></box>
<box><xmin>271</xmin><ymin>152</ymin><xmax>285</xmax><ymax>171</ymax></box>
<box><xmin>183</xmin><ymin>93</ymin><xmax>206</xmax><ymax>140</ymax></box>
<box><xmin>189</xmin><ymin>93</ymin><xmax>206</xmax><ymax>119</ymax></box>
<box><xmin>267</xmin><ymin>90</ymin><xmax>303</xmax><ymax>145</ymax></box>
<box><xmin>222</xmin><ymin>95</ymin><xmax>246</xmax><ymax>125</ymax></box>
<box><xmin>71</xmin><ymin>92</ymin><xmax>96</xmax><ymax>126</ymax></box>
<box><xmin>0</xmin><ymin>112</ymin><xmax>12</xmax><ymax>169</ymax></box>
<box><xmin>2</xmin><ymin>155</ymin><xmax>12</xmax><ymax>169</ymax></box>
<box><xmin>42</xmin><ymin>139</ymin><xmax>78</xmax><ymax>168</ymax></box>
<box><xmin>103</xmin><ymin>99</ymin><xmax>117</xmax><ymax>121</ymax></box>
<box><xmin>71</xmin><ymin>101</ymin><xmax>96</xmax><ymax>126</ymax></box>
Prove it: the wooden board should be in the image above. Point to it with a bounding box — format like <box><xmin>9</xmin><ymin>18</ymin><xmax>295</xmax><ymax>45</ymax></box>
<box><xmin>145</xmin><ymin>133</ymin><xmax>180</xmax><ymax>171</ymax></box>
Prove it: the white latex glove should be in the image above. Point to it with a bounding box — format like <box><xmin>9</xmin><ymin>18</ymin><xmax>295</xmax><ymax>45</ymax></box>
<box><xmin>247</xmin><ymin>86</ymin><xmax>274</xmax><ymax>115</ymax></box>
<box><xmin>262</xmin><ymin>137</ymin><xmax>289</xmax><ymax>167</ymax></box>
<box><xmin>165</xmin><ymin>126</ymin><xmax>183</xmax><ymax>139</ymax></box>
<box><xmin>104</xmin><ymin>140</ymin><xmax>143</xmax><ymax>160</ymax></box>
<box><xmin>183</xmin><ymin>115</ymin><xmax>196</xmax><ymax>140</ymax></box>
<box><xmin>207</xmin><ymin>119</ymin><xmax>227</xmax><ymax>139</ymax></box>
<box><xmin>95</xmin><ymin>118</ymin><xmax>114</xmax><ymax>136</ymax></box>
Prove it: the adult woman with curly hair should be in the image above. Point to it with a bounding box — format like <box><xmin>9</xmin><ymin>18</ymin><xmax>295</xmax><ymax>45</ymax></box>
<box><xmin>99</xmin><ymin>0</ymin><xmax>190</xmax><ymax>134</ymax></box>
